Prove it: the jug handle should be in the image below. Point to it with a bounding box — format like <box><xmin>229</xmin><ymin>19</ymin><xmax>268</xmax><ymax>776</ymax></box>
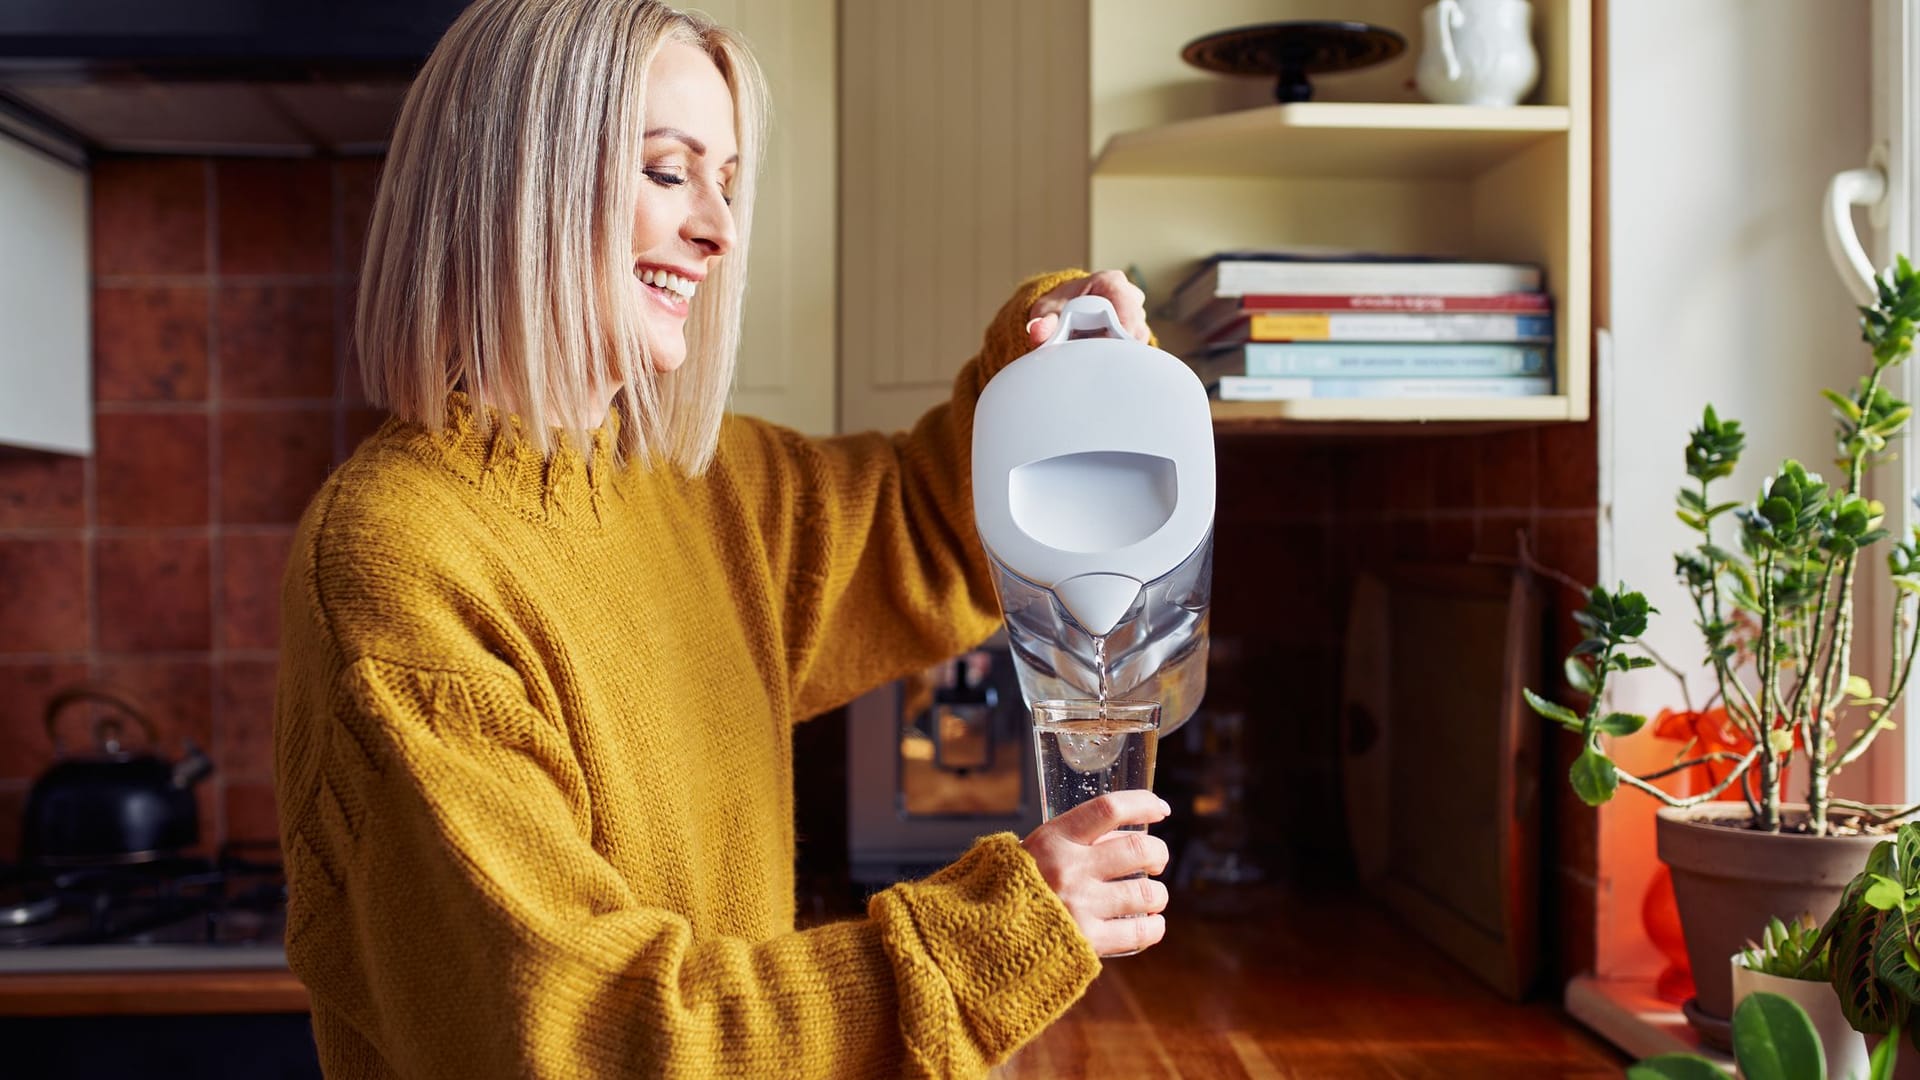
<box><xmin>1437</xmin><ymin>0</ymin><xmax>1464</xmax><ymax>81</ymax></box>
<box><xmin>1039</xmin><ymin>294</ymin><xmax>1132</xmax><ymax>348</ymax></box>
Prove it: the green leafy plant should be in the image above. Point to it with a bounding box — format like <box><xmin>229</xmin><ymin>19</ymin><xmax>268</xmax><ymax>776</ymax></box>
<box><xmin>1631</xmin><ymin>990</ymin><xmax>1897</xmax><ymax>1080</ymax></box>
<box><xmin>1742</xmin><ymin>915</ymin><xmax>1831</xmax><ymax>981</ymax></box>
<box><xmin>1525</xmin><ymin>256</ymin><xmax>1920</xmax><ymax>836</ymax></box>
<box><xmin>1808</xmin><ymin>821</ymin><xmax>1920</xmax><ymax>1049</ymax></box>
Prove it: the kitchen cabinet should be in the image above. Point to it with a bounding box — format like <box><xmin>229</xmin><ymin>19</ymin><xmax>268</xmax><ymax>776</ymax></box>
<box><xmin>836</xmin><ymin>0</ymin><xmax>1592</xmax><ymax>436</ymax></box>
<box><xmin>0</xmin><ymin>132</ymin><xmax>90</xmax><ymax>455</ymax></box>
<box><xmin>703</xmin><ymin>0</ymin><xmax>838</xmax><ymax>437</ymax></box>
<box><xmin>837</xmin><ymin>0</ymin><xmax>1092</xmax><ymax>435</ymax></box>
<box><xmin>1090</xmin><ymin>0</ymin><xmax>1592</xmax><ymax>432</ymax></box>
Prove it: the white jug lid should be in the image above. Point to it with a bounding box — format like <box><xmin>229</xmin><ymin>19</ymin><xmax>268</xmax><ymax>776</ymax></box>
<box><xmin>972</xmin><ymin>294</ymin><xmax>1215</xmax><ymax>626</ymax></box>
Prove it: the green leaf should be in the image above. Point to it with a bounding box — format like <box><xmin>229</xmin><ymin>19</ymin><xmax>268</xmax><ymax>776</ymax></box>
<box><xmin>1677</xmin><ymin>488</ymin><xmax>1707</xmax><ymax>513</ymax></box>
<box><xmin>1867</xmin><ymin>875</ymin><xmax>1906</xmax><ymax>910</ymax></box>
<box><xmin>1570</xmin><ymin>748</ymin><xmax>1619</xmax><ymax>806</ymax></box>
<box><xmin>1625</xmin><ymin>656</ymin><xmax>1658</xmax><ymax>670</ymax></box>
<box><xmin>1768</xmin><ymin>729</ymin><xmax>1796</xmax><ymax>755</ymax></box>
<box><xmin>1869</xmin><ymin>1025</ymin><xmax>1898</xmax><ymax>1080</ymax></box>
<box><xmin>1850</xmin><ymin>675</ymin><xmax>1878</xmax><ymax>700</ymax></box>
<box><xmin>1596</xmin><ymin>712</ymin><xmax>1647</xmax><ymax>737</ymax></box>
<box><xmin>1676</xmin><ymin>509</ymin><xmax>1707</xmax><ymax>530</ymax></box>
<box><xmin>1563</xmin><ymin>657</ymin><xmax>1597</xmax><ymax>695</ymax></box>
<box><xmin>1826</xmin><ymin>387</ymin><xmax>1866</xmax><ymax>421</ymax></box>
<box><xmin>1731</xmin><ymin>991</ymin><xmax>1827</xmax><ymax>1080</ymax></box>
<box><xmin>1626</xmin><ymin>1057</ymin><xmax>1727</xmax><ymax>1080</ymax></box>
<box><xmin>1524</xmin><ymin>688</ymin><xmax>1581</xmax><ymax>728</ymax></box>
<box><xmin>1831</xmin><ymin>885</ymin><xmax>1908</xmax><ymax>1035</ymax></box>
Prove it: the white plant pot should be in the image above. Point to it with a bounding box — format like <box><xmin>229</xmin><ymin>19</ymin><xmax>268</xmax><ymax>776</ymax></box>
<box><xmin>1730</xmin><ymin>954</ymin><xmax>1868</xmax><ymax>1080</ymax></box>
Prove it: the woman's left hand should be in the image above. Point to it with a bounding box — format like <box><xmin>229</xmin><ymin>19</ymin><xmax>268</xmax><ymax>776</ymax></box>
<box><xmin>1026</xmin><ymin>269</ymin><xmax>1150</xmax><ymax>346</ymax></box>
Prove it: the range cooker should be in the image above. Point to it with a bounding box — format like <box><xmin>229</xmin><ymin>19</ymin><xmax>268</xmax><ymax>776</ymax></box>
<box><xmin>0</xmin><ymin>845</ymin><xmax>287</xmax><ymax>974</ymax></box>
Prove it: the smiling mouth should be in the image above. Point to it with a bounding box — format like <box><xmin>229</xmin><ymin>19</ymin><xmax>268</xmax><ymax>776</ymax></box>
<box><xmin>641</xmin><ymin>267</ymin><xmax>702</xmax><ymax>309</ymax></box>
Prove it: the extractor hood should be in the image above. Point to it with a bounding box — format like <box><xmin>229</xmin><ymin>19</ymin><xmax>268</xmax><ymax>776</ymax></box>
<box><xmin>0</xmin><ymin>0</ymin><xmax>471</xmax><ymax>164</ymax></box>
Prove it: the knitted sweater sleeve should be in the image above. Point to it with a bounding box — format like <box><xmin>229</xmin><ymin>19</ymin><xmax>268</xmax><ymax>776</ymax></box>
<box><xmin>281</xmin><ymin>654</ymin><xmax>1098</xmax><ymax>1079</ymax></box>
<box><xmin>724</xmin><ymin>269</ymin><xmax>1088</xmax><ymax>720</ymax></box>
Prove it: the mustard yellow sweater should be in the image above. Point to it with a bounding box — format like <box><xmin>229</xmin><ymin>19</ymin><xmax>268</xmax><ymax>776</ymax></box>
<box><xmin>273</xmin><ymin>272</ymin><xmax>1100</xmax><ymax>1079</ymax></box>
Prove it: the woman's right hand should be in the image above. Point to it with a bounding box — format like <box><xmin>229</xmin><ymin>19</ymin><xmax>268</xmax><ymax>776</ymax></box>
<box><xmin>1019</xmin><ymin>791</ymin><xmax>1172</xmax><ymax>957</ymax></box>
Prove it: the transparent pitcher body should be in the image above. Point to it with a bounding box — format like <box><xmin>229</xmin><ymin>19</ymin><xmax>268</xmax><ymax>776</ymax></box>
<box><xmin>990</xmin><ymin>532</ymin><xmax>1213</xmax><ymax>736</ymax></box>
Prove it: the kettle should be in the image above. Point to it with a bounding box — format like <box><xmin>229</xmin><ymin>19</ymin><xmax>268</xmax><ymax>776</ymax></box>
<box><xmin>22</xmin><ymin>684</ymin><xmax>215</xmax><ymax>865</ymax></box>
<box><xmin>971</xmin><ymin>294</ymin><xmax>1216</xmax><ymax>735</ymax></box>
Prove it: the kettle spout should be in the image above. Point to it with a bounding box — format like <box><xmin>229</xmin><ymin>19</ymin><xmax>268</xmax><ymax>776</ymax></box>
<box><xmin>172</xmin><ymin>738</ymin><xmax>215</xmax><ymax>789</ymax></box>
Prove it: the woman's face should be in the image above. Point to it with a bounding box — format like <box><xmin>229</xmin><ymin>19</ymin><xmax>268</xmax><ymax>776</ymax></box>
<box><xmin>632</xmin><ymin>41</ymin><xmax>739</xmax><ymax>374</ymax></box>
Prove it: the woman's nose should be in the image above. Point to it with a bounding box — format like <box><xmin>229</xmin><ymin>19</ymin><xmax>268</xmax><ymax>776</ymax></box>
<box><xmin>685</xmin><ymin>184</ymin><xmax>735</xmax><ymax>256</ymax></box>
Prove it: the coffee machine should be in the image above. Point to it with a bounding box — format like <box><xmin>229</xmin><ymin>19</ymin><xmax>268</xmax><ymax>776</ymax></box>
<box><xmin>971</xmin><ymin>294</ymin><xmax>1216</xmax><ymax>735</ymax></box>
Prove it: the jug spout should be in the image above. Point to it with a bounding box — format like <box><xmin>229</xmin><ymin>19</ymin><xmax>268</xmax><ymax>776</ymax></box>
<box><xmin>1054</xmin><ymin>572</ymin><xmax>1142</xmax><ymax>637</ymax></box>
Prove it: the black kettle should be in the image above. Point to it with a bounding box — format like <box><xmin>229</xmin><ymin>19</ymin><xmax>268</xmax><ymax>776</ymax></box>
<box><xmin>22</xmin><ymin>684</ymin><xmax>216</xmax><ymax>865</ymax></box>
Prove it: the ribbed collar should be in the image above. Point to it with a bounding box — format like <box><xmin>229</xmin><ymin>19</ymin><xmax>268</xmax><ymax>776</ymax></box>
<box><xmin>385</xmin><ymin>393</ymin><xmax>622</xmax><ymax>527</ymax></box>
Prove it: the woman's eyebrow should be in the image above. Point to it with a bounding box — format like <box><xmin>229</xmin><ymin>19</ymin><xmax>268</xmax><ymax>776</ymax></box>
<box><xmin>644</xmin><ymin>127</ymin><xmax>740</xmax><ymax>166</ymax></box>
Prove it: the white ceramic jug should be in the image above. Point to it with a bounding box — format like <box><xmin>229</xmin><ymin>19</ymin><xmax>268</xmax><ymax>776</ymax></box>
<box><xmin>1415</xmin><ymin>0</ymin><xmax>1540</xmax><ymax>107</ymax></box>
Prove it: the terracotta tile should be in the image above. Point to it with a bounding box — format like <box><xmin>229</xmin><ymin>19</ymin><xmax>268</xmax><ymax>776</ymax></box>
<box><xmin>1477</xmin><ymin>428</ymin><xmax>1537</xmax><ymax>510</ymax></box>
<box><xmin>1538</xmin><ymin>420</ymin><xmax>1599</xmax><ymax>509</ymax></box>
<box><xmin>0</xmin><ymin>449</ymin><xmax>84</xmax><ymax>529</ymax></box>
<box><xmin>1430</xmin><ymin>517</ymin><xmax>1477</xmax><ymax>562</ymax></box>
<box><xmin>216</xmin><ymin>284</ymin><xmax>335</xmax><ymax>400</ymax></box>
<box><xmin>224</xmin><ymin>781</ymin><xmax>281</xmax><ymax>847</ymax></box>
<box><xmin>340</xmin><ymin>407</ymin><xmax>391</xmax><ymax>462</ymax></box>
<box><xmin>216</xmin><ymin>659</ymin><xmax>279</xmax><ymax>782</ymax></box>
<box><xmin>1429</xmin><ymin>435</ymin><xmax>1478</xmax><ymax>510</ymax></box>
<box><xmin>87</xmin><ymin>658</ymin><xmax>214</xmax><ymax>759</ymax></box>
<box><xmin>218</xmin><ymin>408</ymin><xmax>334</xmax><ymax>525</ymax></box>
<box><xmin>0</xmin><ymin>662</ymin><xmax>88</xmax><ymax>781</ymax></box>
<box><xmin>336</xmin><ymin>157</ymin><xmax>384</xmax><ymax>275</ymax></box>
<box><xmin>0</xmin><ymin>538</ymin><xmax>86</xmax><ymax>653</ymax></box>
<box><xmin>1383</xmin><ymin>443</ymin><xmax>1435</xmax><ymax>513</ymax></box>
<box><xmin>96</xmin><ymin>535</ymin><xmax>211</xmax><ymax>651</ymax></box>
<box><xmin>1533</xmin><ymin>513</ymin><xmax>1599</xmax><ymax>597</ymax></box>
<box><xmin>93</xmin><ymin>285</ymin><xmax>211</xmax><ymax>402</ymax></box>
<box><xmin>93</xmin><ymin>411</ymin><xmax>211</xmax><ymax>528</ymax></box>
<box><xmin>215</xmin><ymin>160</ymin><xmax>332</xmax><ymax>276</ymax></box>
<box><xmin>0</xmin><ymin>785</ymin><xmax>24</xmax><ymax>862</ymax></box>
<box><xmin>91</xmin><ymin>158</ymin><xmax>208</xmax><ymax>276</ymax></box>
<box><xmin>1474</xmin><ymin>512</ymin><xmax>1535</xmax><ymax>561</ymax></box>
<box><xmin>220</xmin><ymin>531</ymin><xmax>294</xmax><ymax>650</ymax></box>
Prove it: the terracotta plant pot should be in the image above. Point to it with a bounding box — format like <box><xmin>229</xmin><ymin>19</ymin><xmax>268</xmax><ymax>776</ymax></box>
<box><xmin>1656</xmin><ymin>804</ymin><xmax>1882</xmax><ymax>1047</ymax></box>
<box><xmin>1730</xmin><ymin>955</ymin><xmax>1867</xmax><ymax>1079</ymax></box>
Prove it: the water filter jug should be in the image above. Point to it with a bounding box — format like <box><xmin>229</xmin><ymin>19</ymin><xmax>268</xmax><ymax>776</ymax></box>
<box><xmin>972</xmin><ymin>294</ymin><xmax>1216</xmax><ymax>735</ymax></box>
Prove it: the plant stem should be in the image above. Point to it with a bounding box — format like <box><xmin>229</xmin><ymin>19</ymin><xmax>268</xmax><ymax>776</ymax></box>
<box><xmin>1757</xmin><ymin>548</ymin><xmax>1782</xmax><ymax>831</ymax></box>
<box><xmin>1637</xmin><ymin>751</ymin><xmax>1749</xmax><ymax>782</ymax></box>
<box><xmin>1617</xmin><ymin>749</ymin><xmax>1762</xmax><ymax>806</ymax></box>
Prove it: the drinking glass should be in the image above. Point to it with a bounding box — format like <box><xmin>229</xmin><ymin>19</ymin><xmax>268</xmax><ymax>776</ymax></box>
<box><xmin>1030</xmin><ymin>699</ymin><xmax>1161</xmax><ymax>955</ymax></box>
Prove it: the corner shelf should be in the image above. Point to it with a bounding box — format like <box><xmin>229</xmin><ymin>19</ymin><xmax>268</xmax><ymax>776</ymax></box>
<box><xmin>1209</xmin><ymin>394</ymin><xmax>1577</xmax><ymax>436</ymax></box>
<box><xmin>1094</xmin><ymin>103</ymin><xmax>1573</xmax><ymax>181</ymax></box>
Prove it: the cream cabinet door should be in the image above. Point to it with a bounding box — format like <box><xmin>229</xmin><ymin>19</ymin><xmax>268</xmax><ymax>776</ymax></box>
<box><xmin>0</xmin><ymin>134</ymin><xmax>89</xmax><ymax>455</ymax></box>
<box><xmin>708</xmin><ymin>0</ymin><xmax>838</xmax><ymax>436</ymax></box>
<box><xmin>838</xmin><ymin>0</ymin><xmax>1090</xmax><ymax>435</ymax></box>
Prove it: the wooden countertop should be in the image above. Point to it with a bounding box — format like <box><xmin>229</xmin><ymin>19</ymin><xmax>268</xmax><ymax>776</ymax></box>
<box><xmin>995</xmin><ymin>888</ymin><xmax>1625</xmax><ymax>1079</ymax></box>
<box><xmin>0</xmin><ymin>888</ymin><xmax>1627</xmax><ymax>1078</ymax></box>
<box><xmin>0</xmin><ymin>968</ymin><xmax>308</xmax><ymax>1016</ymax></box>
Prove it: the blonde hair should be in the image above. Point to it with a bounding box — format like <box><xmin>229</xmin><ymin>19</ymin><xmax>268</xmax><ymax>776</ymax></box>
<box><xmin>356</xmin><ymin>0</ymin><xmax>767</xmax><ymax>472</ymax></box>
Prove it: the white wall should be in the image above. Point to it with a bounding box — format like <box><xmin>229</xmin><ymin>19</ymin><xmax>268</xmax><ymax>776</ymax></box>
<box><xmin>1598</xmin><ymin>0</ymin><xmax>1871</xmax><ymax>978</ymax></box>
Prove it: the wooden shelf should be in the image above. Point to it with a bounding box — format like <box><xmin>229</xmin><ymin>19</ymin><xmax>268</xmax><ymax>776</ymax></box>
<box><xmin>1210</xmin><ymin>394</ymin><xmax>1577</xmax><ymax>434</ymax></box>
<box><xmin>1094</xmin><ymin>103</ymin><xmax>1573</xmax><ymax>180</ymax></box>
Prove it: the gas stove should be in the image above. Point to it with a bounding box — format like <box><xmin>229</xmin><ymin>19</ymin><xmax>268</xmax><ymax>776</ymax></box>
<box><xmin>0</xmin><ymin>846</ymin><xmax>288</xmax><ymax>973</ymax></box>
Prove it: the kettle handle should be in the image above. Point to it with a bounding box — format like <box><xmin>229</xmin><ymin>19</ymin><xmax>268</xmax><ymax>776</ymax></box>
<box><xmin>1037</xmin><ymin>294</ymin><xmax>1132</xmax><ymax>349</ymax></box>
<box><xmin>44</xmin><ymin>683</ymin><xmax>159</xmax><ymax>757</ymax></box>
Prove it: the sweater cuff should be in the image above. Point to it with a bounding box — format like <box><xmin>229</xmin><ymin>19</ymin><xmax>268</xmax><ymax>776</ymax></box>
<box><xmin>877</xmin><ymin>832</ymin><xmax>1100</xmax><ymax>1069</ymax></box>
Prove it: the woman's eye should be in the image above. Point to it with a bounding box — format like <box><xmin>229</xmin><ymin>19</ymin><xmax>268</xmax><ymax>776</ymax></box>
<box><xmin>644</xmin><ymin>168</ymin><xmax>687</xmax><ymax>188</ymax></box>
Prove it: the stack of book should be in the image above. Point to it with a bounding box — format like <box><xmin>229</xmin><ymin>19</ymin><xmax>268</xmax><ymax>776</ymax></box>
<box><xmin>1169</xmin><ymin>252</ymin><xmax>1555</xmax><ymax>402</ymax></box>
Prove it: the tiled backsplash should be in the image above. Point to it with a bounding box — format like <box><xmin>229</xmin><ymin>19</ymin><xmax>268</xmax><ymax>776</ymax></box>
<box><xmin>0</xmin><ymin>151</ymin><xmax>1601</xmax><ymax>984</ymax></box>
<box><xmin>0</xmin><ymin>156</ymin><xmax>383</xmax><ymax>860</ymax></box>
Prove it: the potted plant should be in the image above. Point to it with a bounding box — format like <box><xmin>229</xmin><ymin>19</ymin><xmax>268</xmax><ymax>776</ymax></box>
<box><xmin>1808</xmin><ymin>821</ymin><xmax>1920</xmax><ymax>1079</ymax></box>
<box><xmin>1732</xmin><ymin>915</ymin><xmax>1869</xmax><ymax>1078</ymax></box>
<box><xmin>1633</xmin><ymin>990</ymin><xmax>1897</xmax><ymax>1080</ymax></box>
<box><xmin>1526</xmin><ymin>257</ymin><xmax>1920</xmax><ymax>1039</ymax></box>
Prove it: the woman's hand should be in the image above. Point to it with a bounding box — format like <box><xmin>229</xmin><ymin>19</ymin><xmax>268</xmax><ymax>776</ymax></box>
<box><xmin>1025</xmin><ymin>269</ymin><xmax>1151</xmax><ymax>347</ymax></box>
<box><xmin>1020</xmin><ymin>790</ymin><xmax>1171</xmax><ymax>957</ymax></box>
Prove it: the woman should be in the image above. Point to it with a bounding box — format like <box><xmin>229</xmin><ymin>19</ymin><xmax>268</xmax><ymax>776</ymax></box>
<box><xmin>274</xmin><ymin>1</ymin><xmax>1169</xmax><ymax>1076</ymax></box>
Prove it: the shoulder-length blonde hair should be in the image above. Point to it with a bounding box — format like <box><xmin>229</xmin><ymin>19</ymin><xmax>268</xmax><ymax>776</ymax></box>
<box><xmin>357</xmin><ymin>0</ymin><xmax>767</xmax><ymax>472</ymax></box>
